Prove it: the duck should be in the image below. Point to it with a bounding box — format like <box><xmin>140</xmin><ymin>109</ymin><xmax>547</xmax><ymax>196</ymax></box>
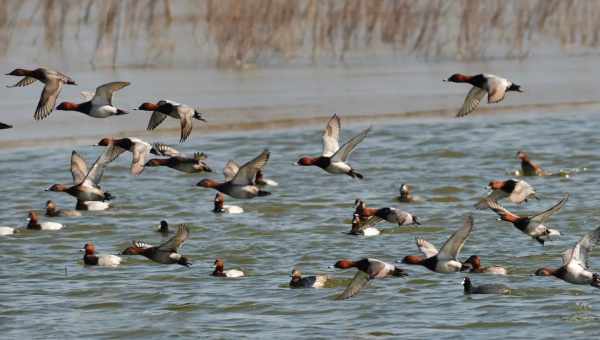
<box><xmin>45</xmin><ymin>200</ymin><xmax>81</xmax><ymax>217</ymax></box>
<box><xmin>47</xmin><ymin>150</ymin><xmax>115</xmax><ymax>209</ymax></box>
<box><xmin>197</xmin><ymin>149</ymin><xmax>271</xmax><ymax>199</ymax></box>
<box><xmin>6</xmin><ymin>67</ymin><xmax>76</xmax><ymax>120</ymax></box>
<box><xmin>297</xmin><ymin>114</ymin><xmax>370</xmax><ymax>179</ymax></box>
<box><xmin>155</xmin><ymin>220</ymin><xmax>171</xmax><ymax>234</ymax></box>
<box><xmin>254</xmin><ymin>169</ymin><xmax>278</xmax><ymax>187</ymax></box>
<box><xmin>475</xmin><ymin>179</ymin><xmax>537</xmax><ymax>209</ymax></box>
<box><xmin>354</xmin><ymin>199</ymin><xmax>420</xmax><ymax>227</ymax></box>
<box><xmin>0</xmin><ymin>226</ymin><xmax>17</xmax><ymax>235</ymax></box>
<box><xmin>145</xmin><ymin>143</ymin><xmax>211</xmax><ymax>174</ymax></box>
<box><xmin>396</xmin><ymin>184</ymin><xmax>424</xmax><ymax>203</ymax></box>
<box><xmin>212</xmin><ymin>258</ymin><xmax>245</xmax><ymax>278</ymax></box>
<box><xmin>332</xmin><ymin>258</ymin><xmax>407</xmax><ymax>299</ymax></box>
<box><xmin>535</xmin><ymin>226</ymin><xmax>600</xmax><ymax>285</ymax></box>
<box><xmin>401</xmin><ymin>215</ymin><xmax>473</xmax><ymax>273</ymax></box>
<box><xmin>120</xmin><ymin>224</ymin><xmax>191</xmax><ymax>266</ymax></box>
<box><xmin>445</xmin><ymin>73</ymin><xmax>523</xmax><ymax>117</ymax></box>
<box><xmin>213</xmin><ymin>193</ymin><xmax>244</xmax><ymax>214</ymax></box>
<box><xmin>461</xmin><ymin>255</ymin><xmax>507</xmax><ymax>275</ymax></box>
<box><xmin>516</xmin><ymin>150</ymin><xmax>547</xmax><ymax>176</ymax></box>
<box><xmin>462</xmin><ymin>277</ymin><xmax>511</xmax><ymax>295</ymax></box>
<box><xmin>137</xmin><ymin>100</ymin><xmax>206</xmax><ymax>143</ymax></box>
<box><xmin>96</xmin><ymin>137</ymin><xmax>151</xmax><ymax>176</ymax></box>
<box><xmin>349</xmin><ymin>213</ymin><xmax>380</xmax><ymax>237</ymax></box>
<box><xmin>0</xmin><ymin>122</ymin><xmax>12</xmax><ymax>129</ymax></box>
<box><xmin>483</xmin><ymin>194</ymin><xmax>567</xmax><ymax>245</ymax></box>
<box><xmin>27</xmin><ymin>211</ymin><xmax>63</xmax><ymax>230</ymax></box>
<box><xmin>289</xmin><ymin>269</ymin><xmax>329</xmax><ymax>288</ymax></box>
<box><xmin>56</xmin><ymin>81</ymin><xmax>130</xmax><ymax>118</ymax></box>
<box><xmin>82</xmin><ymin>242</ymin><xmax>121</xmax><ymax>267</ymax></box>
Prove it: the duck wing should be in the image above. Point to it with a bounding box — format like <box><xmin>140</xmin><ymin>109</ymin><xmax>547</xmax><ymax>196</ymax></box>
<box><xmin>475</xmin><ymin>190</ymin><xmax>508</xmax><ymax>209</ymax></box>
<box><xmin>416</xmin><ymin>238</ymin><xmax>439</xmax><ymax>258</ymax></box>
<box><xmin>231</xmin><ymin>149</ymin><xmax>270</xmax><ymax>185</ymax></box>
<box><xmin>336</xmin><ymin>270</ymin><xmax>370</xmax><ymax>300</ymax></box>
<box><xmin>84</xmin><ymin>145</ymin><xmax>125</xmax><ymax>186</ymax></box>
<box><xmin>178</xmin><ymin>107</ymin><xmax>193</xmax><ymax>143</ymax></box>
<box><xmin>157</xmin><ymin>224</ymin><xmax>189</xmax><ymax>252</ymax></box>
<box><xmin>92</xmin><ymin>81</ymin><xmax>130</xmax><ymax>106</ymax></box>
<box><xmin>130</xmin><ymin>139</ymin><xmax>151</xmax><ymax>176</ymax></box>
<box><xmin>147</xmin><ymin>111</ymin><xmax>168</xmax><ymax>130</ymax></box>
<box><xmin>456</xmin><ymin>86</ymin><xmax>486</xmax><ymax>117</ymax></box>
<box><xmin>331</xmin><ymin>126</ymin><xmax>371</xmax><ymax>162</ymax></box>
<box><xmin>510</xmin><ymin>180</ymin><xmax>535</xmax><ymax>203</ymax></box>
<box><xmin>34</xmin><ymin>78</ymin><xmax>62</xmax><ymax>120</ymax></box>
<box><xmin>530</xmin><ymin>194</ymin><xmax>569</xmax><ymax>224</ymax></box>
<box><xmin>80</xmin><ymin>91</ymin><xmax>95</xmax><ymax>101</ymax></box>
<box><xmin>223</xmin><ymin>160</ymin><xmax>240</xmax><ymax>181</ymax></box>
<box><xmin>7</xmin><ymin>76</ymin><xmax>37</xmax><ymax>88</ymax></box>
<box><xmin>70</xmin><ymin>151</ymin><xmax>89</xmax><ymax>185</ymax></box>
<box><xmin>485</xmin><ymin>199</ymin><xmax>521</xmax><ymax>221</ymax></box>
<box><xmin>437</xmin><ymin>215</ymin><xmax>474</xmax><ymax>260</ymax></box>
<box><xmin>564</xmin><ymin>226</ymin><xmax>600</xmax><ymax>269</ymax></box>
<box><xmin>360</xmin><ymin>216</ymin><xmax>384</xmax><ymax>228</ymax></box>
<box><xmin>322</xmin><ymin>114</ymin><xmax>341</xmax><ymax>157</ymax></box>
<box><xmin>150</xmin><ymin>143</ymin><xmax>181</xmax><ymax>157</ymax></box>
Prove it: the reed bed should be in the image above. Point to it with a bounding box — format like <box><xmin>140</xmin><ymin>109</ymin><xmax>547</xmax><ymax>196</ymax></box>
<box><xmin>2</xmin><ymin>0</ymin><xmax>600</xmax><ymax>68</ymax></box>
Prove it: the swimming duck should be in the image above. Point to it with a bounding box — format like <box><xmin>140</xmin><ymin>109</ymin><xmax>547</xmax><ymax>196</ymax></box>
<box><xmin>96</xmin><ymin>137</ymin><xmax>151</xmax><ymax>176</ymax></box>
<box><xmin>333</xmin><ymin>258</ymin><xmax>407</xmax><ymax>300</ymax></box>
<box><xmin>197</xmin><ymin>149</ymin><xmax>271</xmax><ymax>199</ymax></box>
<box><xmin>461</xmin><ymin>255</ymin><xmax>507</xmax><ymax>275</ymax></box>
<box><xmin>137</xmin><ymin>100</ymin><xmax>206</xmax><ymax>143</ymax></box>
<box><xmin>445</xmin><ymin>73</ymin><xmax>523</xmax><ymax>117</ymax></box>
<box><xmin>27</xmin><ymin>211</ymin><xmax>63</xmax><ymax>230</ymax></box>
<box><xmin>297</xmin><ymin>114</ymin><xmax>370</xmax><ymax>179</ymax></box>
<box><xmin>82</xmin><ymin>242</ymin><xmax>122</xmax><ymax>267</ymax></box>
<box><xmin>354</xmin><ymin>199</ymin><xmax>420</xmax><ymax>227</ymax></box>
<box><xmin>145</xmin><ymin>143</ymin><xmax>211</xmax><ymax>174</ymax></box>
<box><xmin>56</xmin><ymin>81</ymin><xmax>130</xmax><ymax>118</ymax></box>
<box><xmin>0</xmin><ymin>122</ymin><xmax>12</xmax><ymax>129</ymax></box>
<box><xmin>516</xmin><ymin>151</ymin><xmax>547</xmax><ymax>176</ymax></box>
<box><xmin>349</xmin><ymin>213</ymin><xmax>380</xmax><ymax>236</ymax></box>
<box><xmin>156</xmin><ymin>220</ymin><xmax>171</xmax><ymax>234</ymax></box>
<box><xmin>121</xmin><ymin>224</ymin><xmax>191</xmax><ymax>266</ymax></box>
<box><xmin>396</xmin><ymin>183</ymin><xmax>424</xmax><ymax>203</ymax></box>
<box><xmin>45</xmin><ymin>200</ymin><xmax>81</xmax><ymax>217</ymax></box>
<box><xmin>535</xmin><ymin>226</ymin><xmax>600</xmax><ymax>285</ymax></box>
<box><xmin>401</xmin><ymin>215</ymin><xmax>473</xmax><ymax>273</ymax></box>
<box><xmin>475</xmin><ymin>179</ymin><xmax>537</xmax><ymax>209</ymax></box>
<box><xmin>484</xmin><ymin>195</ymin><xmax>567</xmax><ymax>245</ymax></box>
<box><xmin>289</xmin><ymin>269</ymin><xmax>329</xmax><ymax>288</ymax></box>
<box><xmin>6</xmin><ymin>67</ymin><xmax>76</xmax><ymax>120</ymax></box>
<box><xmin>47</xmin><ymin>150</ymin><xmax>115</xmax><ymax>209</ymax></box>
<box><xmin>212</xmin><ymin>258</ymin><xmax>245</xmax><ymax>278</ymax></box>
<box><xmin>213</xmin><ymin>193</ymin><xmax>244</xmax><ymax>214</ymax></box>
<box><xmin>462</xmin><ymin>277</ymin><xmax>511</xmax><ymax>295</ymax></box>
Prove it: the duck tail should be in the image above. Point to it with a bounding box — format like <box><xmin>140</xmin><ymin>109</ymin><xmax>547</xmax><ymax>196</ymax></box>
<box><xmin>258</xmin><ymin>190</ymin><xmax>271</xmax><ymax>197</ymax></box>
<box><xmin>116</xmin><ymin>109</ymin><xmax>129</xmax><ymax>115</ymax></box>
<box><xmin>104</xmin><ymin>192</ymin><xmax>114</xmax><ymax>200</ymax></box>
<box><xmin>348</xmin><ymin>170</ymin><xmax>364</xmax><ymax>180</ymax></box>
<box><xmin>393</xmin><ymin>267</ymin><xmax>408</xmax><ymax>277</ymax></box>
<box><xmin>535</xmin><ymin>237</ymin><xmax>545</xmax><ymax>245</ymax></box>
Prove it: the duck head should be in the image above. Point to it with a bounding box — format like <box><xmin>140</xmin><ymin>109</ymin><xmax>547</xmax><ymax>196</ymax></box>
<box><xmin>445</xmin><ymin>73</ymin><xmax>470</xmax><ymax>83</ymax></box>
<box><xmin>46</xmin><ymin>184</ymin><xmax>69</xmax><ymax>192</ymax></box>
<box><xmin>333</xmin><ymin>259</ymin><xmax>355</xmax><ymax>269</ymax></box>
<box><xmin>296</xmin><ymin>157</ymin><xmax>317</xmax><ymax>166</ymax></box>
<box><xmin>197</xmin><ymin>179</ymin><xmax>220</xmax><ymax>188</ymax></box>
<box><xmin>159</xmin><ymin>220</ymin><xmax>169</xmax><ymax>233</ymax></box>
<box><xmin>83</xmin><ymin>242</ymin><xmax>96</xmax><ymax>256</ymax></box>
<box><xmin>402</xmin><ymin>255</ymin><xmax>425</xmax><ymax>265</ymax></box>
<box><xmin>56</xmin><ymin>102</ymin><xmax>79</xmax><ymax>111</ymax></box>
<box><xmin>137</xmin><ymin>102</ymin><xmax>160</xmax><ymax>111</ymax></box>
<box><xmin>6</xmin><ymin>68</ymin><xmax>29</xmax><ymax>76</ymax></box>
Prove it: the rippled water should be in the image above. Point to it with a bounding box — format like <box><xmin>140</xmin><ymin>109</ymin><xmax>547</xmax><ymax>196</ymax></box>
<box><xmin>2</xmin><ymin>109</ymin><xmax>600</xmax><ymax>338</ymax></box>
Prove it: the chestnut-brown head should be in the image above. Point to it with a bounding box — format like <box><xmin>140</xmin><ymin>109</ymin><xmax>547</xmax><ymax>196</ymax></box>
<box><xmin>333</xmin><ymin>259</ymin><xmax>355</xmax><ymax>269</ymax></box>
<box><xmin>445</xmin><ymin>73</ymin><xmax>469</xmax><ymax>83</ymax></box>
<box><xmin>197</xmin><ymin>179</ymin><xmax>219</xmax><ymax>188</ymax></box>
<box><xmin>488</xmin><ymin>180</ymin><xmax>504</xmax><ymax>190</ymax></box>
<box><xmin>137</xmin><ymin>102</ymin><xmax>160</xmax><ymax>111</ymax></box>
<box><xmin>214</xmin><ymin>258</ymin><xmax>224</xmax><ymax>271</ymax></box>
<box><xmin>464</xmin><ymin>255</ymin><xmax>481</xmax><ymax>268</ymax></box>
<box><xmin>56</xmin><ymin>102</ymin><xmax>79</xmax><ymax>111</ymax></box>
<box><xmin>291</xmin><ymin>269</ymin><xmax>302</xmax><ymax>279</ymax></box>
<box><xmin>83</xmin><ymin>242</ymin><xmax>96</xmax><ymax>255</ymax></box>
<box><xmin>46</xmin><ymin>184</ymin><xmax>68</xmax><ymax>192</ymax></box>
<box><xmin>534</xmin><ymin>267</ymin><xmax>555</xmax><ymax>276</ymax></box>
<box><xmin>6</xmin><ymin>68</ymin><xmax>29</xmax><ymax>76</ymax></box>
<box><xmin>296</xmin><ymin>157</ymin><xmax>316</xmax><ymax>166</ymax></box>
<box><xmin>97</xmin><ymin>138</ymin><xmax>112</xmax><ymax>147</ymax></box>
<box><xmin>516</xmin><ymin>150</ymin><xmax>529</xmax><ymax>161</ymax></box>
<box><xmin>402</xmin><ymin>255</ymin><xmax>425</xmax><ymax>265</ymax></box>
<box><xmin>145</xmin><ymin>159</ymin><xmax>166</xmax><ymax>167</ymax></box>
<box><xmin>28</xmin><ymin>210</ymin><xmax>38</xmax><ymax>222</ymax></box>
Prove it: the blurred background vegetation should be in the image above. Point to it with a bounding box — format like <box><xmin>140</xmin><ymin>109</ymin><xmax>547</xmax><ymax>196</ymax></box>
<box><xmin>2</xmin><ymin>0</ymin><xmax>600</xmax><ymax>69</ymax></box>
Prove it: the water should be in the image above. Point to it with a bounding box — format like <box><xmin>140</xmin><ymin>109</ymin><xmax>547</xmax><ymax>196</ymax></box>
<box><xmin>2</xmin><ymin>106</ymin><xmax>600</xmax><ymax>338</ymax></box>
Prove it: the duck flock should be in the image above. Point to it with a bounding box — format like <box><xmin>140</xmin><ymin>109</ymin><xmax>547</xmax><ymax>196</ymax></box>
<box><xmin>1</xmin><ymin>67</ymin><xmax>598</xmax><ymax>299</ymax></box>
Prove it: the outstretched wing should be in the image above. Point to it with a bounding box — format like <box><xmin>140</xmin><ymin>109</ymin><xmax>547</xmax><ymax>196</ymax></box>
<box><xmin>336</xmin><ymin>270</ymin><xmax>370</xmax><ymax>300</ymax></box>
<box><xmin>564</xmin><ymin>226</ymin><xmax>600</xmax><ymax>269</ymax></box>
<box><xmin>8</xmin><ymin>76</ymin><xmax>37</xmax><ymax>88</ymax></box>
<box><xmin>530</xmin><ymin>194</ymin><xmax>569</xmax><ymax>224</ymax></box>
<box><xmin>158</xmin><ymin>224</ymin><xmax>189</xmax><ymax>252</ymax></box>
<box><xmin>150</xmin><ymin>143</ymin><xmax>181</xmax><ymax>157</ymax></box>
<box><xmin>456</xmin><ymin>86</ymin><xmax>486</xmax><ymax>117</ymax></box>
<box><xmin>147</xmin><ymin>111</ymin><xmax>168</xmax><ymax>130</ymax></box>
<box><xmin>223</xmin><ymin>160</ymin><xmax>240</xmax><ymax>181</ymax></box>
<box><xmin>70</xmin><ymin>151</ymin><xmax>89</xmax><ymax>185</ymax></box>
<box><xmin>92</xmin><ymin>81</ymin><xmax>130</xmax><ymax>106</ymax></box>
<box><xmin>438</xmin><ymin>215</ymin><xmax>474</xmax><ymax>260</ymax></box>
<box><xmin>231</xmin><ymin>150</ymin><xmax>270</xmax><ymax>185</ymax></box>
<box><xmin>322</xmin><ymin>114</ymin><xmax>341</xmax><ymax>157</ymax></box>
<box><xmin>485</xmin><ymin>199</ymin><xmax>521</xmax><ymax>221</ymax></box>
<box><xmin>34</xmin><ymin>79</ymin><xmax>62</xmax><ymax>120</ymax></box>
<box><xmin>84</xmin><ymin>145</ymin><xmax>125</xmax><ymax>186</ymax></box>
<box><xmin>331</xmin><ymin>127</ymin><xmax>371</xmax><ymax>162</ymax></box>
<box><xmin>416</xmin><ymin>238</ymin><xmax>439</xmax><ymax>258</ymax></box>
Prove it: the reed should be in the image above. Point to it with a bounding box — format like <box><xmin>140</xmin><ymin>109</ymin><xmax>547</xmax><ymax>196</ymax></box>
<box><xmin>2</xmin><ymin>0</ymin><xmax>600</xmax><ymax>69</ymax></box>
